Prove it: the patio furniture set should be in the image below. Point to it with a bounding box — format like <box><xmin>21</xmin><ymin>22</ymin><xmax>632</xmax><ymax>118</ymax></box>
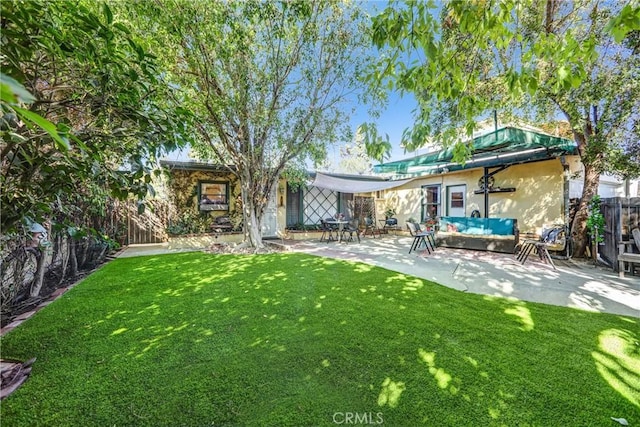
<box><xmin>320</xmin><ymin>216</ymin><xmax>439</xmax><ymax>255</ymax></box>
<box><xmin>317</xmin><ymin>214</ymin><xmax>640</xmax><ymax>276</ymax></box>
<box><xmin>321</xmin><ymin>216</ymin><xmax>406</xmax><ymax>244</ymax></box>
<box><xmin>320</xmin><ymin>218</ymin><xmax>360</xmax><ymax>243</ymax></box>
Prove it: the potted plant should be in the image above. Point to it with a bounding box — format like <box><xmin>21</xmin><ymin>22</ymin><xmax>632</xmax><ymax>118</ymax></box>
<box><xmin>384</xmin><ymin>207</ymin><xmax>396</xmax><ymax>219</ymax></box>
<box><xmin>424</xmin><ymin>217</ymin><xmax>439</xmax><ymax>231</ymax></box>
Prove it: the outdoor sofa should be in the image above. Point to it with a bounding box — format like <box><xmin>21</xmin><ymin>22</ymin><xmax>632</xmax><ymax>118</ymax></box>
<box><xmin>436</xmin><ymin>216</ymin><xmax>519</xmax><ymax>254</ymax></box>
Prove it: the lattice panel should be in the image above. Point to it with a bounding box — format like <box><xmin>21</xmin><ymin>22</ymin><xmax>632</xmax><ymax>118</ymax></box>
<box><xmin>304</xmin><ymin>187</ymin><xmax>337</xmax><ymax>225</ymax></box>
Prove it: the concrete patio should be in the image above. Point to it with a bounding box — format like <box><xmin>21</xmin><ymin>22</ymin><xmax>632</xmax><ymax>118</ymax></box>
<box><xmin>118</xmin><ymin>236</ymin><xmax>640</xmax><ymax>318</ymax></box>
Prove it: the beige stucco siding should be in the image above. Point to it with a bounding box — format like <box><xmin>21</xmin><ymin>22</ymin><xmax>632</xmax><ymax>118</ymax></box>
<box><xmin>277</xmin><ymin>179</ymin><xmax>287</xmax><ymax>234</ymax></box>
<box><xmin>380</xmin><ymin>158</ymin><xmax>568</xmax><ymax>235</ymax></box>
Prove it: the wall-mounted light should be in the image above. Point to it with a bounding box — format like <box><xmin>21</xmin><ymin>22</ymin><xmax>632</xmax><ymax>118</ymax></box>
<box><xmin>278</xmin><ymin>184</ymin><xmax>285</xmax><ymax>207</ymax></box>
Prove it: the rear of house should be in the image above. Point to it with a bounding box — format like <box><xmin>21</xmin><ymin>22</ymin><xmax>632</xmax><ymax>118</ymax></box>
<box><xmin>372</xmin><ymin>127</ymin><xmax>580</xmax><ymax>241</ymax></box>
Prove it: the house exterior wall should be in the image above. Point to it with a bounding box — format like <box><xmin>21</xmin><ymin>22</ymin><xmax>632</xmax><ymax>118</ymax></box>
<box><xmin>166</xmin><ymin>169</ymin><xmax>243</xmax><ymax>231</ymax></box>
<box><xmin>380</xmin><ymin>158</ymin><xmax>568</xmax><ymax>235</ymax></box>
<box><xmin>568</xmin><ymin>157</ymin><xmax>640</xmax><ymax>198</ymax></box>
<box><xmin>165</xmin><ymin>168</ymin><xmax>287</xmax><ymax>236</ymax></box>
<box><xmin>276</xmin><ymin>179</ymin><xmax>287</xmax><ymax>235</ymax></box>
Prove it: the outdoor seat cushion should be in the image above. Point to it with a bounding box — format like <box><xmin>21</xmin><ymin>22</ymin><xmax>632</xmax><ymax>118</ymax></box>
<box><xmin>439</xmin><ymin>217</ymin><xmax>517</xmax><ymax>236</ymax></box>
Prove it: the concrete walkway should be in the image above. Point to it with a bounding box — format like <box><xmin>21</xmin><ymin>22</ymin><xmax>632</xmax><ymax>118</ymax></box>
<box><xmin>118</xmin><ymin>236</ymin><xmax>640</xmax><ymax>318</ymax></box>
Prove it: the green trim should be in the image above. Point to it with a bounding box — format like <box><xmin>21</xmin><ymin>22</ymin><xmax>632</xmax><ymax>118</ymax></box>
<box><xmin>374</xmin><ymin>127</ymin><xmax>577</xmax><ymax>176</ymax></box>
<box><xmin>421</xmin><ymin>184</ymin><xmax>441</xmax><ymax>221</ymax></box>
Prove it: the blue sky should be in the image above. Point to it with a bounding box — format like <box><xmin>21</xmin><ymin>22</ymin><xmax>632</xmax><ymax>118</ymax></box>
<box><xmin>328</xmin><ymin>92</ymin><xmax>421</xmax><ymax>165</ymax></box>
<box><xmin>335</xmin><ymin>0</ymin><xmax>423</xmax><ymax>165</ymax></box>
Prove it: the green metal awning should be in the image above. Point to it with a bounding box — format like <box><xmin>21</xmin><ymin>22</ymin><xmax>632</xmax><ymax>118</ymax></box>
<box><xmin>374</xmin><ymin>127</ymin><xmax>578</xmax><ymax>176</ymax></box>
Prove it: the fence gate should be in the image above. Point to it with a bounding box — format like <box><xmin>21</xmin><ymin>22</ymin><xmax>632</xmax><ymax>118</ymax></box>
<box><xmin>124</xmin><ymin>200</ymin><xmax>169</xmax><ymax>245</ymax></box>
<box><xmin>354</xmin><ymin>196</ymin><xmax>375</xmax><ymax>225</ymax></box>
<box><xmin>600</xmin><ymin>197</ymin><xmax>640</xmax><ymax>270</ymax></box>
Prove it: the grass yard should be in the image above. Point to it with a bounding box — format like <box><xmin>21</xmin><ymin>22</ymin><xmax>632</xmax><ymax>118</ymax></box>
<box><xmin>1</xmin><ymin>252</ymin><xmax>638</xmax><ymax>426</ymax></box>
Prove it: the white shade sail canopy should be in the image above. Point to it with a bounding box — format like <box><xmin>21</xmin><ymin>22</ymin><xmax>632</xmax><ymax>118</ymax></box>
<box><xmin>311</xmin><ymin>172</ymin><xmax>413</xmax><ymax>193</ymax></box>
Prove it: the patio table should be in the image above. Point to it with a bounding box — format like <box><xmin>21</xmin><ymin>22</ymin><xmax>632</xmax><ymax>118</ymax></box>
<box><xmin>325</xmin><ymin>220</ymin><xmax>349</xmax><ymax>243</ymax></box>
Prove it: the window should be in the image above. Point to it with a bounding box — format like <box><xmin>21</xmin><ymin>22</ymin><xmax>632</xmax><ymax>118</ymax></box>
<box><xmin>199</xmin><ymin>181</ymin><xmax>229</xmax><ymax>211</ymax></box>
<box><xmin>451</xmin><ymin>192</ymin><xmax>464</xmax><ymax>208</ymax></box>
<box><xmin>421</xmin><ymin>184</ymin><xmax>441</xmax><ymax>221</ymax></box>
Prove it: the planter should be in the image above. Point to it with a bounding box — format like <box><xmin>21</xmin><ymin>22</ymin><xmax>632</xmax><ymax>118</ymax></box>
<box><xmin>283</xmin><ymin>230</ymin><xmax>324</xmax><ymax>241</ymax></box>
<box><xmin>168</xmin><ymin>232</ymin><xmax>244</xmax><ymax>249</ymax></box>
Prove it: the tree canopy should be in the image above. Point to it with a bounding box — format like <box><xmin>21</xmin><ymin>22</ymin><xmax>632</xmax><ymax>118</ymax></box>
<box><xmin>0</xmin><ymin>0</ymin><xmax>189</xmax><ymax>233</ymax></box>
<box><xmin>337</xmin><ymin>128</ymin><xmax>374</xmax><ymax>175</ymax></box>
<box><xmin>122</xmin><ymin>0</ymin><xmax>375</xmax><ymax>248</ymax></box>
<box><xmin>367</xmin><ymin>0</ymin><xmax>640</xmax><ymax>256</ymax></box>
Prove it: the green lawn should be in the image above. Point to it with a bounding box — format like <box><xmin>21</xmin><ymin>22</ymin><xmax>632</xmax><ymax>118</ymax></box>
<box><xmin>1</xmin><ymin>252</ymin><xmax>638</xmax><ymax>426</ymax></box>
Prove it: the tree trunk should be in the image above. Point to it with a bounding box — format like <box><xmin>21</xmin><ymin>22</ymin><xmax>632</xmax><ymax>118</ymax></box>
<box><xmin>29</xmin><ymin>248</ymin><xmax>46</xmax><ymax>298</ymax></box>
<box><xmin>571</xmin><ymin>162</ymin><xmax>600</xmax><ymax>258</ymax></box>
<box><xmin>58</xmin><ymin>234</ymin><xmax>69</xmax><ymax>285</ymax></box>
<box><xmin>240</xmin><ymin>171</ymin><xmax>265</xmax><ymax>249</ymax></box>
<box><xmin>69</xmin><ymin>238</ymin><xmax>78</xmax><ymax>278</ymax></box>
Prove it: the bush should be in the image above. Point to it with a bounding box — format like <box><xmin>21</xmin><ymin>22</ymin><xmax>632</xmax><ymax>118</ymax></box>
<box><xmin>167</xmin><ymin>211</ymin><xmax>213</xmax><ymax>235</ymax></box>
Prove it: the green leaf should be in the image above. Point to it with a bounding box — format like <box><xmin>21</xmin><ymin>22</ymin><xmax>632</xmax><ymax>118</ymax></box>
<box><xmin>103</xmin><ymin>3</ymin><xmax>113</xmax><ymax>25</ymax></box>
<box><xmin>557</xmin><ymin>66</ymin><xmax>569</xmax><ymax>82</ymax></box>
<box><xmin>113</xmin><ymin>22</ymin><xmax>131</xmax><ymax>34</ymax></box>
<box><xmin>0</xmin><ymin>73</ymin><xmax>36</xmax><ymax>104</ymax></box>
<box><xmin>605</xmin><ymin>4</ymin><xmax>640</xmax><ymax>43</ymax></box>
<box><xmin>13</xmin><ymin>106</ymin><xmax>71</xmax><ymax>150</ymax></box>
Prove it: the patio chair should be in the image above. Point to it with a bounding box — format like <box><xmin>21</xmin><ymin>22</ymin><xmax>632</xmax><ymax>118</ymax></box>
<box><xmin>407</xmin><ymin>222</ymin><xmax>436</xmax><ymax>255</ymax></box>
<box><xmin>320</xmin><ymin>219</ymin><xmax>336</xmax><ymax>242</ymax></box>
<box><xmin>383</xmin><ymin>218</ymin><xmax>401</xmax><ymax>235</ymax></box>
<box><xmin>341</xmin><ymin>219</ymin><xmax>360</xmax><ymax>243</ymax></box>
<box><xmin>362</xmin><ymin>217</ymin><xmax>378</xmax><ymax>238</ymax></box>
<box><xmin>415</xmin><ymin>221</ymin><xmax>437</xmax><ymax>249</ymax></box>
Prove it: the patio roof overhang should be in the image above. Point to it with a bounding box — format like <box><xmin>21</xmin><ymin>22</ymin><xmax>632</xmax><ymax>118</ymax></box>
<box><xmin>160</xmin><ymin>159</ymin><xmax>237</xmax><ymax>173</ymax></box>
<box><xmin>373</xmin><ymin>127</ymin><xmax>578</xmax><ymax>176</ymax></box>
<box><xmin>311</xmin><ymin>172</ymin><xmax>413</xmax><ymax>193</ymax></box>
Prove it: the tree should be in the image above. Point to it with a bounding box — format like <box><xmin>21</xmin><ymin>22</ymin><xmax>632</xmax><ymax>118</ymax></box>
<box><xmin>124</xmin><ymin>0</ymin><xmax>373</xmax><ymax>249</ymax></box>
<box><xmin>1</xmin><ymin>0</ymin><xmax>189</xmax><ymax>233</ymax></box>
<box><xmin>367</xmin><ymin>0</ymin><xmax>640</xmax><ymax>257</ymax></box>
<box><xmin>337</xmin><ymin>128</ymin><xmax>374</xmax><ymax>174</ymax></box>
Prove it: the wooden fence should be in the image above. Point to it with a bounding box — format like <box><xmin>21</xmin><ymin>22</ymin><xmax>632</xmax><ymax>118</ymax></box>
<box><xmin>121</xmin><ymin>200</ymin><xmax>170</xmax><ymax>245</ymax></box>
<box><xmin>600</xmin><ymin>197</ymin><xmax>640</xmax><ymax>270</ymax></box>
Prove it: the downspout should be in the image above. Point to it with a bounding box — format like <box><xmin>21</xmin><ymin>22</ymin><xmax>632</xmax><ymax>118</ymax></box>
<box><xmin>484</xmin><ymin>166</ymin><xmax>489</xmax><ymax>218</ymax></box>
<box><xmin>560</xmin><ymin>155</ymin><xmax>571</xmax><ymax>259</ymax></box>
<box><xmin>560</xmin><ymin>156</ymin><xmax>570</xmax><ymax>228</ymax></box>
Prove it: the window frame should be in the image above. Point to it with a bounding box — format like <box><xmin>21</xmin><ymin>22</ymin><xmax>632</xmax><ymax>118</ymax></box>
<box><xmin>198</xmin><ymin>180</ymin><xmax>229</xmax><ymax>212</ymax></box>
<box><xmin>421</xmin><ymin>184</ymin><xmax>441</xmax><ymax>221</ymax></box>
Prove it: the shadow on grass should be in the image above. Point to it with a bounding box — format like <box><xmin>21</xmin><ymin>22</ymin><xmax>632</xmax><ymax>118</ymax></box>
<box><xmin>1</xmin><ymin>252</ymin><xmax>638</xmax><ymax>426</ymax></box>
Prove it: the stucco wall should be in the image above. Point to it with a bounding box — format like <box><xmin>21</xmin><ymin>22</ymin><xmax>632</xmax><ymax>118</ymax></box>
<box><xmin>167</xmin><ymin>169</ymin><xmax>243</xmax><ymax>230</ymax></box>
<box><xmin>276</xmin><ymin>179</ymin><xmax>287</xmax><ymax>234</ymax></box>
<box><xmin>382</xmin><ymin>158</ymin><xmax>567</xmax><ymax>235</ymax></box>
<box><xmin>567</xmin><ymin>155</ymin><xmax>640</xmax><ymax>198</ymax></box>
<box><xmin>166</xmin><ymin>169</ymin><xmax>287</xmax><ymax>235</ymax></box>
